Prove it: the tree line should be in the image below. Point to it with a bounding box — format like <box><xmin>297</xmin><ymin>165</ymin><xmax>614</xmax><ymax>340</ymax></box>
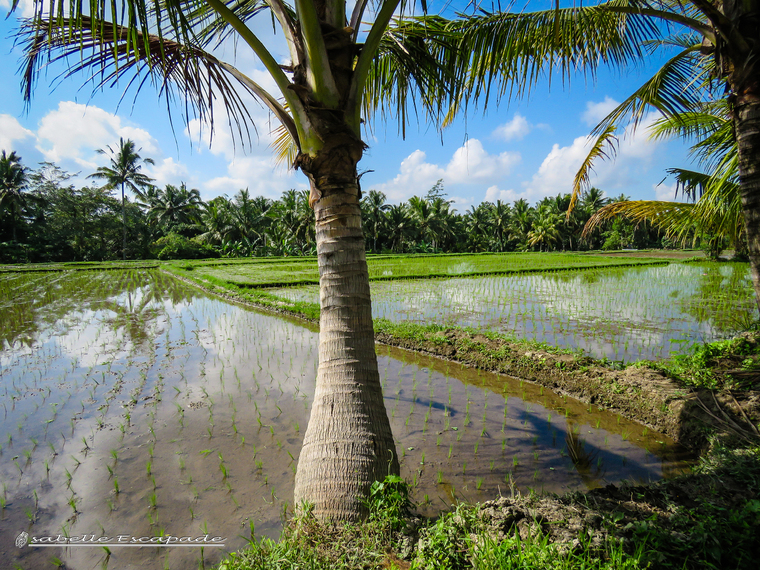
<box><xmin>2</xmin><ymin>147</ymin><xmax>710</xmax><ymax>264</ymax></box>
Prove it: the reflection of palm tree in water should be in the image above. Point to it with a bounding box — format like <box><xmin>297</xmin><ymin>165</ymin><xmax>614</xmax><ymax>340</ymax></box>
<box><xmin>97</xmin><ymin>271</ymin><xmax>196</xmax><ymax>347</ymax></box>
<box><xmin>0</xmin><ymin>270</ymin><xmax>195</xmax><ymax>351</ymax></box>
<box><xmin>565</xmin><ymin>421</ymin><xmax>605</xmax><ymax>490</ymax></box>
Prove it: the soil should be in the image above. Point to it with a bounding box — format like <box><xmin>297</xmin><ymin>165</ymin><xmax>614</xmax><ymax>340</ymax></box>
<box><xmin>376</xmin><ymin>329</ymin><xmax>760</xmax><ymax>453</ymax></box>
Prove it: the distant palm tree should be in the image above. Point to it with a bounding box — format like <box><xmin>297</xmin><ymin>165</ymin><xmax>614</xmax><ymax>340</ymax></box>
<box><xmin>509</xmin><ymin>199</ymin><xmax>534</xmax><ymax>251</ymax></box>
<box><xmin>581</xmin><ymin>187</ymin><xmax>609</xmax><ymax>215</ymax></box>
<box><xmin>385</xmin><ymin>204</ymin><xmax>411</xmax><ymax>253</ymax></box>
<box><xmin>0</xmin><ymin>151</ymin><xmax>27</xmax><ymax>241</ymax></box>
<box><xmin>528</xmin><ymin>205</ymin><xmax>562</xmax><ymax>252</ymax></box>
<box><xmin>147</xmin><ymin>183</ymin><xmax>203</xmax><ymax>233</ymax></box>
<box><xmin>197</xmin><ymin>198</ymin><xmax>235</xmax><ymax>247</ymax></box>
<box><xmin>361</xmin><ymin>190</ymin><xmax>390</xmax><ymax>253</ymax></box>
<box><xmin>89</xmin><ymin>138</ymin><xmax>154</xmax><ymax>260</ymax></box>
<box><xmin>492</xmin><ymin>200</ymin><xmax>511</xmax><ymax>251</ymax></box>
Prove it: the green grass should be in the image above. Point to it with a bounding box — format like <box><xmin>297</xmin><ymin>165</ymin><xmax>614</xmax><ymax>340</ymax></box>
<box><xmin>170</xmin><ymin>252</ymin><xmax>667</xmax><ymax>288</ymax></box>
<box><xmin>649</xmin><ymin>332</ymin><xmax>760</xmax><ymax>390</ymax></box>
<box><xmin>213</xmin><ymin>443</ymin><xmax>760</xmax><ymax>570</ymax></box>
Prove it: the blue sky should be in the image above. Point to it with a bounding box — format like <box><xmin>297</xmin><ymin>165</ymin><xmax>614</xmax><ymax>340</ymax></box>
<box><xmin>0</xmin><ymin>0</ymin><xmax>692</xmax><ymax>212</ymax></box>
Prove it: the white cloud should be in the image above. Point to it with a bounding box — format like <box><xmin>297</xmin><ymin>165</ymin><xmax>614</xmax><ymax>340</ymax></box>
<box><xmin>149</xmin><ymin>157</ymin><xmax>189</xmax><ymax>188</ymax></box>
<box><xmin>582</xmin><ymin>96</ymin><xmax>620</xmax><ymax>126</ymax></box>
<box><xmin>522</xmin><ymin>112</ymin><xmax>663</xmax><ymax>201</ymax></box>
<box><xmin>654</xmin><ymin>182</ymin><xmax>686</xmax><ymax>202</ymax></box>
<box><xmin>0</xmin><ymin>115</ymin><xmax>35</xmax><ymax>154</ymax></box>
<box><xmin>484</xmin><ymin>186</ymin><xmax>524</xmax><ymax>204</ymax></box>
<box><xmin>0</xmin><ymin>0</ymin><xmax>34</xmax><ymax>17</ymax></box>
<box><xmin>203</xmin><ymin>155</ymin><xmax>298</xmax><ymax>202</ymax></box>
<box><xmin>35</xmin><ymin>102</ymin><xmax>160</xmax><ymax>170</ymax></box>
<box><xmin>375</xmin><ymin>139</ymin><xmax>520</xmax><ymax>202</ymax></box>
<box><xmin>492</xmin><ymin>114</ymin><xmax>531</xmax><ymax>142</ymax></box>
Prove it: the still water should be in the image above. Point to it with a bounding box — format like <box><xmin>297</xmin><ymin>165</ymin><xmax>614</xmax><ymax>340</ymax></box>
<box><xmin>0</xmin><ymin>270</ymin><xmax>689</xmax><ymax>569</ymax></box>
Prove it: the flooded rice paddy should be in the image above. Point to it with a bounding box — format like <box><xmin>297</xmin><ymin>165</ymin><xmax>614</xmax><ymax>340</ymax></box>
<box><xmin>270</xmin><ymin>262</ymin><xmax>758</xmax><ymax>361</ymax></box>
<box><xmin>1</xmin><ymin>270</ymin><xmax>690</xmax><ymax>569</ymax></box>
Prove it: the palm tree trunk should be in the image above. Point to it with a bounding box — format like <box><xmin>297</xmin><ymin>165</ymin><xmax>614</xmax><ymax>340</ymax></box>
<box><xmin>293</xmin><ymin>178</ymin><xmax>399</xmax><ymax>522</ymax></box>
<box><xmin>121</xmin><ymin>182</ymin><xmax>127</xmax><ymax>261</ymax></box>
<box><xmin>735</xmin><ymin>92</ymin><xmax>760</xmax><ymax>311</ymax></box>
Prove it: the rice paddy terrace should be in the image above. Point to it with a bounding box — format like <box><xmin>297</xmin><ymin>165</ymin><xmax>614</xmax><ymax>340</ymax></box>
<box><xmin>0</xmin><ymin>252</ymin><xmax>754</xmax><ymax>569</ymax></box>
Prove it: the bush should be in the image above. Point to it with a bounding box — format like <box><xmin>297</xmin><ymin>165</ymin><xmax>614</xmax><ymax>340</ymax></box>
<box><xmin>150</xmin><ymin>233</ymin><xmax>219</xmax><ymax>260</ymax></box>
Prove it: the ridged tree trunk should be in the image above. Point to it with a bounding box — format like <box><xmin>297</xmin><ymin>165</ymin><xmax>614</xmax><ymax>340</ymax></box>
<box><xmin>736</xmin><ymin>92</ymin><xmax>760</xmax><ymax>311</ymax></box>
<box><xmin>724</xmin><ymin>0</ymin><xmax>760</xmax><ymax>309</ymax></box>
<box><xmin>293</xmin><ymin>140</ymin><xmax>399</xmax><ymax>521</ymax></box>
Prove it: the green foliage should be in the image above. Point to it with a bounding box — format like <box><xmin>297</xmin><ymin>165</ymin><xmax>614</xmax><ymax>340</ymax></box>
<box><xmin>412</xmin><ymin>504</ymin><xmax>478</xmax><ymax>569</ymax></box>
<box><xmin>150</xmin><ymin>233</ymin><xmax>219</xmax><ymax>260</ymax></box>
<box><xmin>658</xmin><ymin>333</ymin><xmax>760</xmax><ymax>390</ymax></box>
<box><xmin>364</xmin><ymin>474</ymin><xmax>412</xmax><ymax>530</ymax></box>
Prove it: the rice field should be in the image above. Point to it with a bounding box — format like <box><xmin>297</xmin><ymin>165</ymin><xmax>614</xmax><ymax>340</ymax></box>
<box><xmin>270</xmin><ymin>262</ymin><xmax>758</xmax><ymax>361</ymax></box>
<box><xmin>0</xmin><ymin>269</ymin><xmax>688</xmax><ymax>569</ymax></box>
<box><xmin>175</xmin><ymin>251</ymin><xmax>667</xmax><ymax>287</ymax></box>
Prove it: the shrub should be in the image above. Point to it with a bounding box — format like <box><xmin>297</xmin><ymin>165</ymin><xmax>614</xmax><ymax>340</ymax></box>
<box><xmin>150</xmin><ymin>233</ymin><xmax>219</xmax><ymax>260</ymax></box>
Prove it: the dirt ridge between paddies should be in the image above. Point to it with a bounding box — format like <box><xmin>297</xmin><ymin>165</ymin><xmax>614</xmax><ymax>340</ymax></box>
<box><xmin>163</xmin><ymin>265</ymin><xmax>760</xmax><ymax>455</ymax></box>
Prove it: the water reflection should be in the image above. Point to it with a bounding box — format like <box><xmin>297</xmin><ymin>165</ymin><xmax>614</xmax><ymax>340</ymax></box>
<box><xmin>0</xmin><ymin>269</ymin><xmax>691</xmax><ymax>570</ymax></box>
<box><xmin>270</xmin><ymin>262</ymin><xmax>757</xmax><ymax>361</ymax></box>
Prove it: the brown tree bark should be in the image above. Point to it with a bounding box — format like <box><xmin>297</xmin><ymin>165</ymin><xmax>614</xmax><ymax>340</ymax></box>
<box><xmin>293</xmin><ymin>141</ymin><xmax>399</xmax><ymax>521</ymax></box>
<box><xmin>735</xmin><ymin>90</ymin><xmax>760</xmax><ymax>311</ymax></box>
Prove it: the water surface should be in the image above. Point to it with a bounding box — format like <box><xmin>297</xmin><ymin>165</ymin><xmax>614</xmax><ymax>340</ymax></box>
<box><xmin>0</xmin><ymin>270</ymin><xmax>690</xmax><ymax>569</ymax></box>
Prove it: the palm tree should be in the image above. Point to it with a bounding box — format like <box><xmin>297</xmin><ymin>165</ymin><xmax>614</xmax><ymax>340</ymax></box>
<box><xmin>146</xmin><ymin>183</ymin><xmax>203</xmax><ymax>234</ymax></box>
<box><xmin>361</xmin><ymin>189</ymin><xmax>390</xmax><ymax>253</ymax></box>
<box><xmin>584</xmin><ymin>104</ymin><xmax>743</xmax><ymax>259</ymax></box>
<box><xmin>0</xmin><ymin>151</ymin><xmax>27</xmax><ymax>241</ymax></box>
<box><xmin>88</xmin><ymin>138</ymin><xmax>154</xmax><ymax>260</ymax></box>
<box><xmin>198</xmin><ymin>197</ymin><xmax>236</xmax><ymax>248</ymax></box>
<box><xmin>465</xmin><ymin>202</ymin><xmax>492</xmax><ymax>252</ymax></box>
<box><xmin>385</xmin><ymin>204</ymin><xmax>412</xmax><ymax>253</ymax></box>
<box><xmin>491</xmin><ymin>200</ymin><xmax>511</xmax><ymax>252</ymax></box>
<box><xmin>528</xmin><ymin>205</ymin><xmax>562</xmax><ymax>252</ymax></box>
<box><xmin>455</xmin><ymin>1</ymin><xmax>759</xmax><ymax>304</ymax></box>
<box><xmin>509</xmin><ymin>198</ymin><xmax>534</xmax><ymax>251</ymax></box>
<box><xmin>16</xmin><ymin>0</ymin><xmax>518</xmax><ymax>521</ymax></box>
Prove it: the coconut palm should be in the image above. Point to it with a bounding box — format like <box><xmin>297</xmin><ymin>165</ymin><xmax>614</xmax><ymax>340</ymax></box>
<box><xmin>147</xmin><ymin>183</ymin><xmax>203</xmax><ymax>233</ymax></box>
<box><xmin>528</xmin><ymin>205</ymin><xmax>562</xmax><ymax>251</ymax></box>
<box><xmin>491</xmin><ymin>200</ymin><xmax>511</xmax><ymax>252</ymax></box>
<box><xmin>385</xmin><ymin>204</ymin><xmax>412</xmax><ymax>253</ymax></box>
<box><xmin>584</xmin><ymin>105</ymin><xmax>743</xmax><ymax>259</ymax></box>
<box><xmin>15</xmin><ymin>0</ymin><xmax>530</xmax><ymax>519</ymax></box>
<box><xmin>361</xmin><ymin>189</ymin><xmax>390</xmax><ymax>253</ymax></box>
<box><xmin>0</xmin><ymin>151</ymin><xmax>28</xmax><ymax>241</ymax></box>
<box><xmin>454</xmin><ymin>1</ymin><xmax>758</xmax><ymax>303</ymax></box>
<box><xmin>88</xmin><ymin>138</ymin><xmax>154</xmax><ymax>260</ymax></box>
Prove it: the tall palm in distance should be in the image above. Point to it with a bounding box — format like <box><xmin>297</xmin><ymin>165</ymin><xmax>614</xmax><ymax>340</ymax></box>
<box><xmin>361</xmin><ymin>190</ymin><xmax>390</xmax><ymax>253</ymax></box>
<box><xmin>146</xmin><ymin>183</ymin><xmax>203</xmax><ymax>234</ymax></box>
<box><xmin>0</xmin><ymin>151</ymin><xmax>28</xmax><ymax>242</ymax></box>
<box><xmin>89</xmin><ymin>138</ymin><xmax>154</xmax><ymax>260</ymax></box>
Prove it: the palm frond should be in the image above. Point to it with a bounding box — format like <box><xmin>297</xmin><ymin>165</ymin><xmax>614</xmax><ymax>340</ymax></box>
<box><xmin>451</xmin><ymin>0</ymin><xmax>663</xmax><ymax>110</ymax></box>
<box><xmin>272</xmin><ymin>122</ymin><xmax>299</xmax><ymax>166</ymax></box>
<box><xmin>569</xmin><ymin>124</ymin><xmax>618</xmax><ymax>215</ymax></box>
<box><xmin>363</xmin><ymin>15</ymin><xmax>462</xmax><ymax>137</ymax></box>
<box><xmin>17</xmin><ymin>15</ymin><xmax>295</xmax><ymax>152</ymax></box>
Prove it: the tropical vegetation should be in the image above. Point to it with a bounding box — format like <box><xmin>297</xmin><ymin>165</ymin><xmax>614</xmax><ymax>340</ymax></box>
<box><xmin>2</xmin><ymin>154</ymin><xmax>687</xmax><ymax>264</ymax></box>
